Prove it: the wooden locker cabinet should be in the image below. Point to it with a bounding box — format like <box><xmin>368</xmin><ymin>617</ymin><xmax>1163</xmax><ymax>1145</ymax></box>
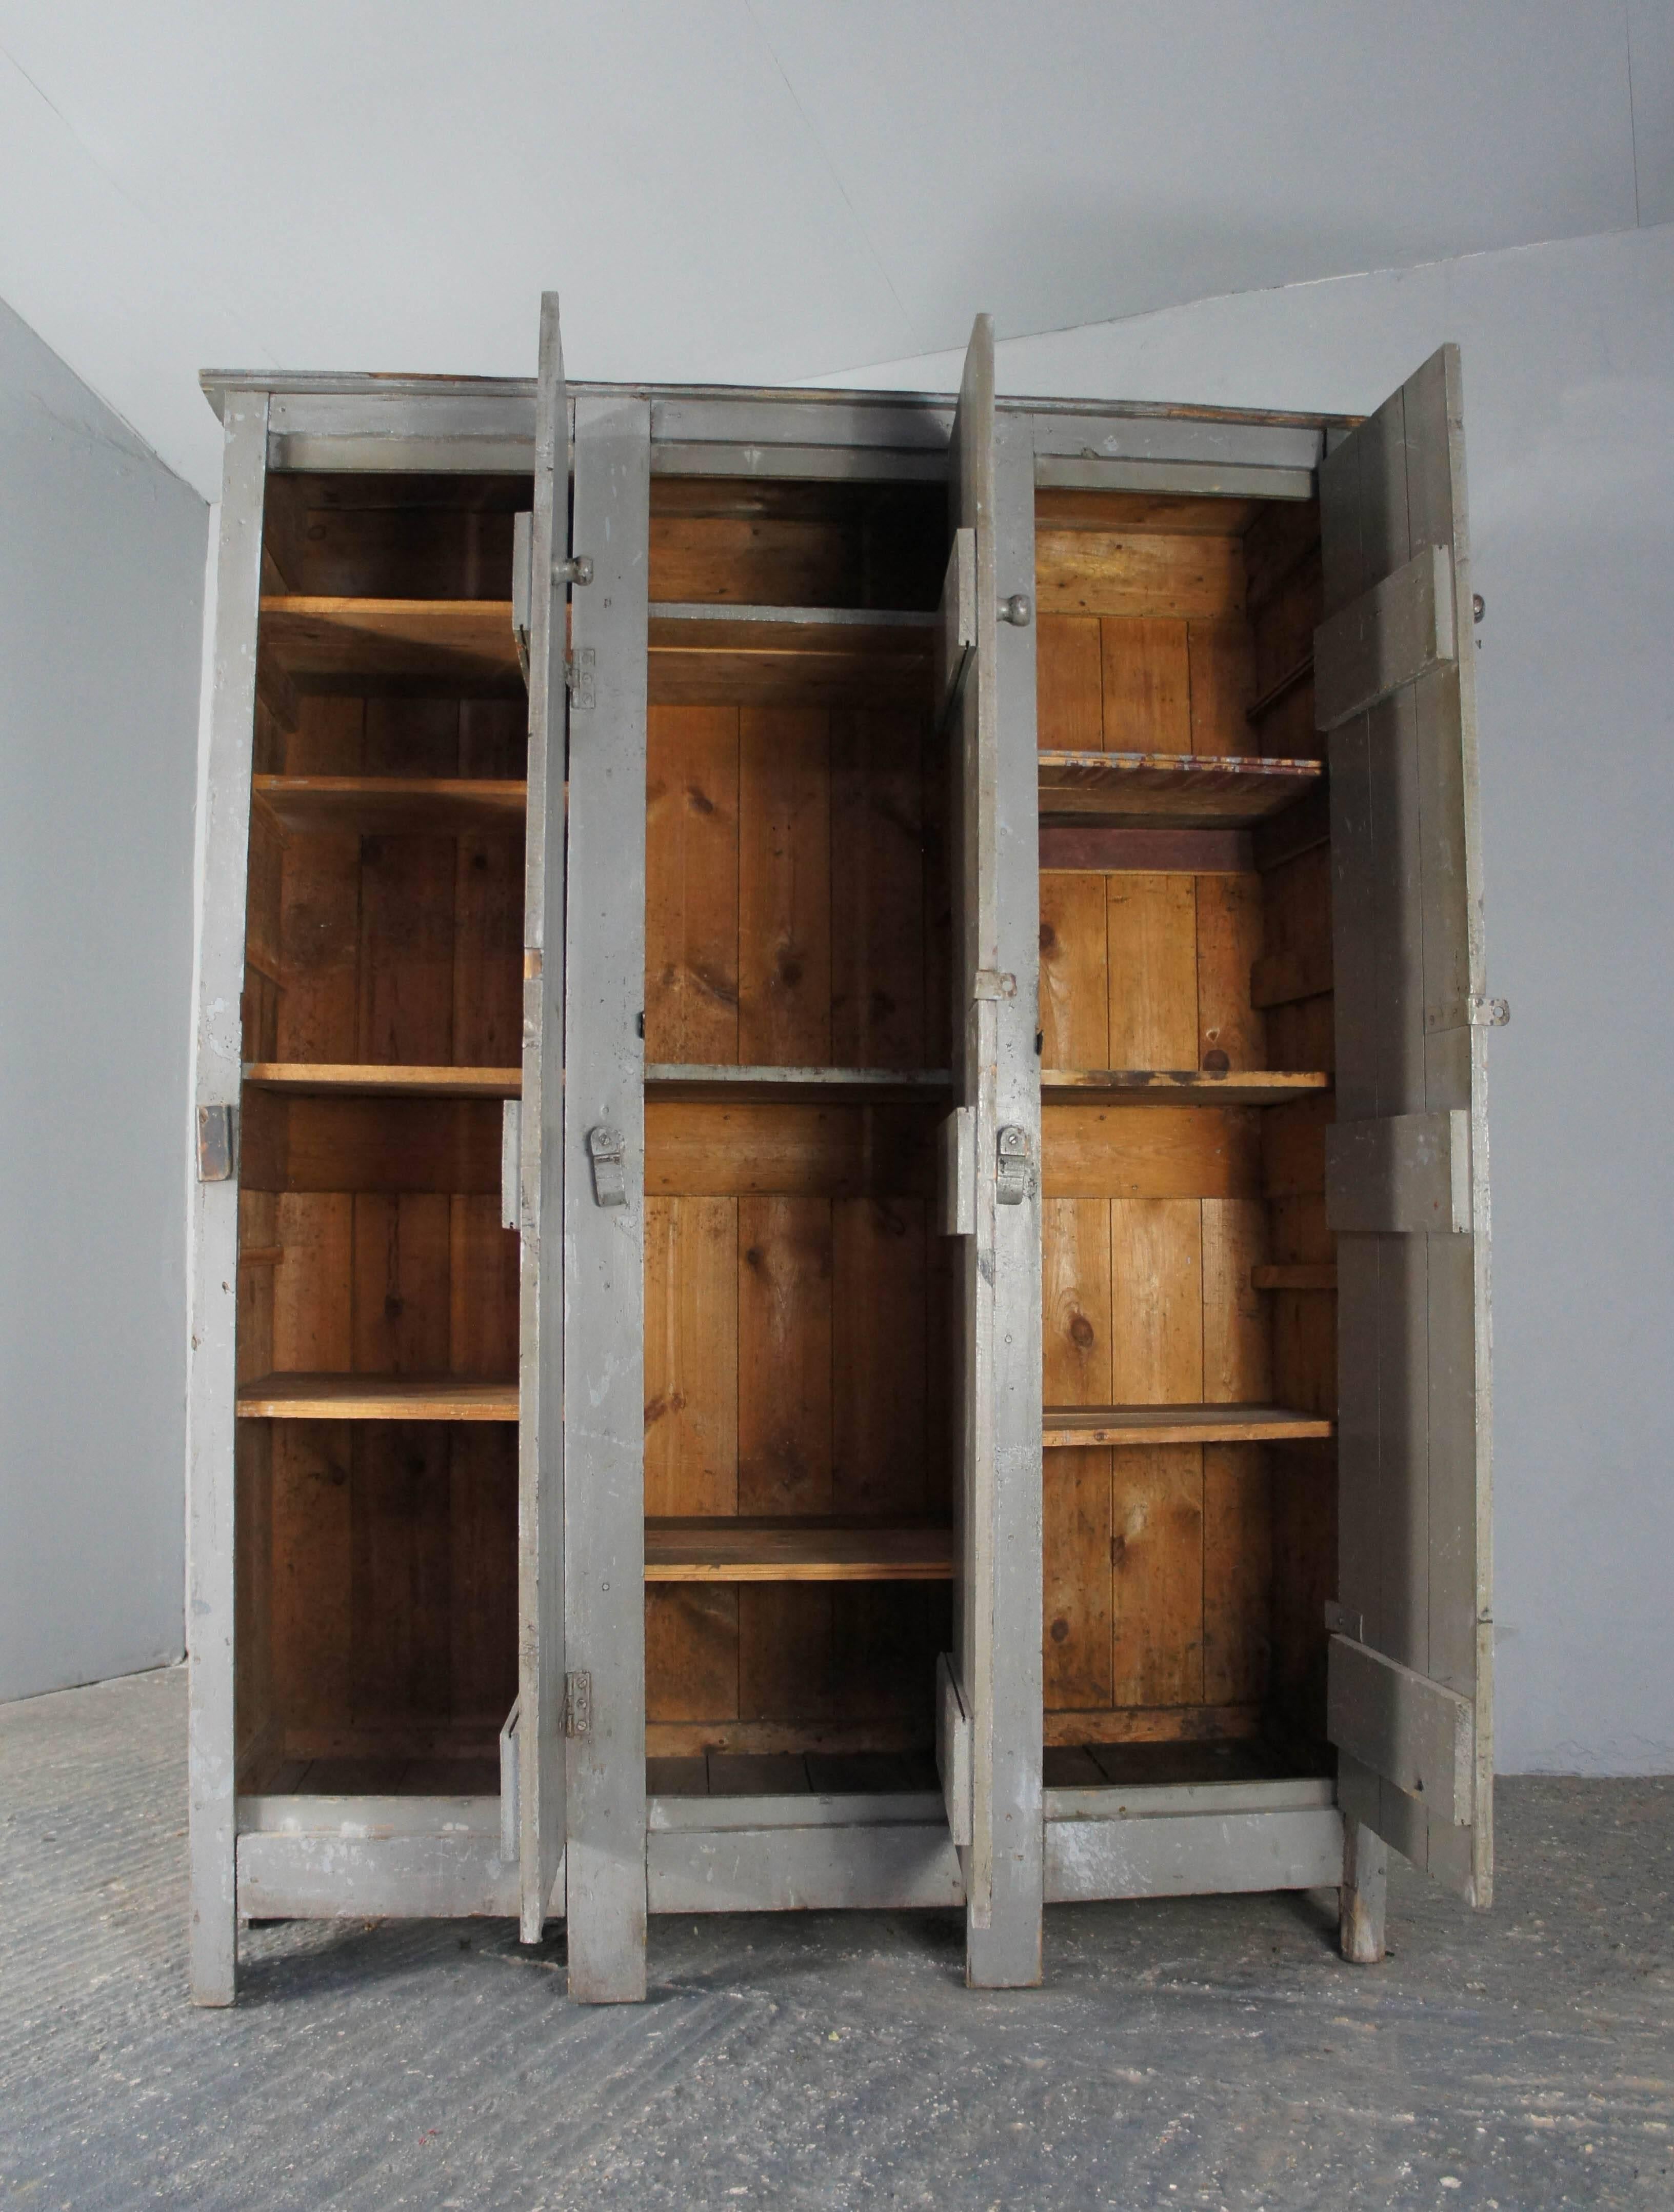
<box><xmin>188</xmin><ymin>301</ymin><xmax>1497</xmax><ymax>2005</ymax></box>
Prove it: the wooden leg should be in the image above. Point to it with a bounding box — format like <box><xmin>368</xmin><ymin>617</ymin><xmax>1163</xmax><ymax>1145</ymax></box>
<box><xmin>1339</xmin><ymin>1818</ymin><xmax>1388</xmax><ymax>1963</ymax></box>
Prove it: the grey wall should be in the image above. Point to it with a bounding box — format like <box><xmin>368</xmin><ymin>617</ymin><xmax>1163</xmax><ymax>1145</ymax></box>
<box><xmin>0</xmin><ymin>295</ymin><xmax>207</xmax><ymax>1700</ymax></box>
<box><xmin>830</xmin><ymin>224</ymin><xmax>1674</xmax><ymax>1776</ymax></box>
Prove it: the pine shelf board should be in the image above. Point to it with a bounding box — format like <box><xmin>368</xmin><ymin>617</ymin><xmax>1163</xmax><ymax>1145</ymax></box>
<box><xmin>244</xmin><ymin>1062</ymin><xmax>521</xmax><ymax>1099</ymax></box>
<box><xmin>236</xmin><ymin>1374</ymin><xmax>517</xmax><ymax>1422</ymax></box>
<box><xmin>1043</xmin><ymin>1403</ymin><xmax>1335</xmax><ymax>1448</ymax></box>
<box><xmin>252</xmin><ymin>774</ymin><xmax>527</xmax><ymax>835</ymax></box>
<box><xmin>1038</xmin><ymin>750</ymin><xmax>1323</xmax><ymax>829</ymax></box>
<box><xmin>646</xmin><ymin>1064</ymin><xmax>950</xmax><ymax>1103</ymax></box>
<box><xmin>259</xmin><ymin>596</ymin><xmax>521</xmax><ymax>687</ymax></box>
<box><xmin>645</xmin><ymin>1519</ymin><xmax>952</xmax><ymax>1582</ymax></box>
<box><xmin>1041</xmin><ymin>1068</ymin><xmax>1329</xmax><ymax>1106</ymax></box>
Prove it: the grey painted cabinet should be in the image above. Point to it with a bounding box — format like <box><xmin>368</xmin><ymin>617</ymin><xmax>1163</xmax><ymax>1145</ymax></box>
<box><xmin>187</xmin><ymin>300</ymin><xmax>1494</xmax><ymax>2004</ymax></box>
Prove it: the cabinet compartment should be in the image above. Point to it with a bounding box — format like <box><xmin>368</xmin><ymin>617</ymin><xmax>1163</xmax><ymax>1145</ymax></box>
<box><xmin>1036</xmin><ymin>488</ymin><xmax>1337</xmax><ymax>1786</ymax></box>
<box><xmin>641</xmin><ymin>479</ymin><xmax>955</xmax><ymax>1778</ymax></box>
<box><xmin>232</xmin><ymin>471</ymin><xmax>528</xmax><ymax>1804</ymax></box>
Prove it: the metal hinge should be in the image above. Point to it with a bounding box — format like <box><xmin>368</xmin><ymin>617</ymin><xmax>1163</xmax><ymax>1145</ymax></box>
<box><xmin>587</xmin><ymin>1125</ymin><xmax>627</xmax><ymax>1207</ymax></box>
<box><xmin>996</xmin><ymin>1125</ymin><xmax>1033</xmax><ymax>1205</ymax></box>
<box><xmin>555</xmin><ymin>553</ymin><xmax>593</xmax><ymax>587</ymax></box>
<box><xmin>196</xmin><ymin>1104</ymin><xmax>236</xmax><ymax>1183</ymax></box>
<box><xmin>566</xmin><ymin>647</ymin><xmax>595</xmax><ymax>709</ymax></box>
<box><xmin>563</xmin><ymin>1672</ymin><xmax>592</xmax><ymax>1738</ymax></box>
<box><xmin>1468</xmin><ymin>996</ymin><xmax>1510</xmax><ymax>1027</ymax></box>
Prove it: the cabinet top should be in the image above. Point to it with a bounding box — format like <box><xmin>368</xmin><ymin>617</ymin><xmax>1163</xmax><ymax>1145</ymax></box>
<box><xmin>198</xmin><ymin>370</ymin><xmax>1350</xmax><ymax>491</ymax></box>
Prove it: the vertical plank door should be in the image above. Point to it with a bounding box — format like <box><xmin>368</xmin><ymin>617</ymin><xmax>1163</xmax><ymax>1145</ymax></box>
<box><xmin>940</xmin><ymin>317</ymin><xmax>1044</xmax><ymax>1987</ymax></box>
<box><xmin>187</xmin><ymin>393</ymin><xmax>269</xmax><ymax>2004</ymax></box>
<box><xmin>1316</xmin><ymin>345</ymin><xmax>1496</xmax><ymax>1916</ymax></box>
<box><xmin>562</xmin><ymin>388</ymin><xmax>652</xmax><ymax>2001</ymax></box>
<box><xmin>517</xmin><ymin>294</ymin><xmax>569</xmax><ymax>1946</ymax></box>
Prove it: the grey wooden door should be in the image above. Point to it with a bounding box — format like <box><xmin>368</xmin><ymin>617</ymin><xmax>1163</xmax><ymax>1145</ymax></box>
<box><xmin>1316</xmin><ymin>344</ymin><xmax>1496</xmax><ymax>1906</ymax></box>
<box><xmin>517</xmin><ymin>294</ymin><xmax>570</xmax><ymax>1942</ymax></box>
<box><xmin>940</xmin><ymin>316</ymin><xmax>1044</xmax><ymax>1985</ymax></box>
<box><xmin>560</xmin><ymin>385</ymin><xmax>652</xmax><ymax>2002</ymax></box>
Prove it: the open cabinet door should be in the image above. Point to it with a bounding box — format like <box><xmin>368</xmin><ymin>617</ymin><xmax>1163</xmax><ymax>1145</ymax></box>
<box><xmin>517</xmin><ymin>294</ymin><xmax>569</xmax><ymax>1942</ymax></box>
<box><xmin>1317</xmin><ymin>345</ymin><xmax>1496</xmax><ymax>1910</ymax></box>
<box><xmin>560</xmin><ymin>383</ymin><xmax>651</xmax><ymax>2002</ymax></box>
<box><xmin>938</xmin><ymin>315</ymin><xmax>1043</xmax><ymax>1987</ymax></box>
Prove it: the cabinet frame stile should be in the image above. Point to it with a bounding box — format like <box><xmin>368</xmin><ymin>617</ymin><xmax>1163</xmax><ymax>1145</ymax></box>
<box><xmin>187</xmin><ymin>393</ymin><xmax>268</xmax><ymax>2005</ymax></box>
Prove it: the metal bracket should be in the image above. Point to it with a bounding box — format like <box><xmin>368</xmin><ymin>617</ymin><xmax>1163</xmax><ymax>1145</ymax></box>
<box><xmin>996</xmin><ymin>1125</ymin><xmax>1033</xmax><ymax>1205</ymax></box>
<box><xmin>555</xmin><ymin>553</ymin><xmax>594</xmax><ymax>587</ymax></box>
<box><xmin>196</xmin><ymin>1104</ymin><xmax>236</xmax><ymax>1183</ymax></box>
<box><xmin>501</xmin><ymin>1100</ymin><xmax>522</xmax><ymax>1231</ymax></box>
<box><xmin>566</xmin><ymin>647</ymin><xmax>596</xmax><ymax>709</ymax></box>
<box><xmin>999</xmin><ymin>593</ymin><xmax>1032</xmax><ymax>627</ymax></box>
<box><xmin>938</xmin><ymin>1107</ymin><xmax>976</xmax><ymax>1238</ymax></box>
<box><xmin>498</xmin><ymin>1697</ymin><xmax>521</xmax><ymax>1862</ymax></box>
<box><xmin>1324</xmin><ymin>1599</ymin><xmax>1364</xmax><ymax>1641</ymax></box>
<box><xmin>1468</xmin><ymin>996</ymin><xmax>1510</xmax><ymax>1027</ymax></box>
<box><xmin>972</xmin><ymin>968</ymin><xmax>1017</xmax><ymax>1001</ymax></box>
<box><xmin>587</xmin><ymin>1125</ymin><xmax>627</xmax><ymax>1208</ymax></box>
<box><xmin>511</xmin><ymin>511</ymin><xmax>533</xmax><ymax>683</ymax></box>
<box><xmin>563</xmin><ymin>1672</ymin><xmax>592</xmax><ymax>1739</ymax></box>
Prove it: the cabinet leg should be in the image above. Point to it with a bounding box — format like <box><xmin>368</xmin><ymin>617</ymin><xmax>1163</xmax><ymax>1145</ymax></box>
<box><xmin>1339</xmin><ymin>1819</ymin><xmax>1388</xmax><ymax>1964</ymax></box>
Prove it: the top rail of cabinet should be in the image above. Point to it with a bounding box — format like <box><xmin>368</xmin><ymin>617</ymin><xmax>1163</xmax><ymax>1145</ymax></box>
<box><xmin>200</xmin><ymin>369</ymin><xmax>1356</xmax><ymax>489</ymax></box>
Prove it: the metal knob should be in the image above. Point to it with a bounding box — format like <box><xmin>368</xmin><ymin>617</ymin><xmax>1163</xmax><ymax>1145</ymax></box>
<box><xmin>1000</xmin><ymin>593</ymin><xmax>1032</xmax><ymax>627</ymax></box>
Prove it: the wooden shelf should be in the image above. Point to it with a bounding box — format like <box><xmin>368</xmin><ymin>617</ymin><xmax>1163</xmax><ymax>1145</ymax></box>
<box><xmin>647</xmin><ymin>602</ymin><xmax>934</xmax><ymax>707</ymax></box>
<box><xmin>1038</xmin><ymin>750</ymin><xmax>1323</xmax><ymax>829</ymax></box>
<box><xmin>252</xmin><ymin>775</ymin><xmax>527</xmax><ymax>835</ymax></box>
<box><xmin>1043</xmin><ymin>1404</ymin><xmax>1334</xmax><ymax>1448</ymax></box>
<box><xmin>236</xmin><ymin>1374</ymin><xmax>517</xmax><ymax>1422</ymax></box>
<box><xmin>646</xmin><ymin>1064</ymin><xmax>950</xmax><ymax>1104</ymax></box>
<box><xmin>645</xmin><ymin>1519</ymin><xmax>952</xmax><ymax>1582</ymax></box>
<box><xmin>1041</xmin><ymin>1069</ymin><xmax>1329</xmax><ymax>1107</ymax></box>
<box><xmin>260</xmin><ymin>596</ymin><xmax>521</xmax><ymax>690</ymax></box>
<box><xmin>244</xmin><ymin>1062</ymin><xmax>521</xmax><ymax>1100</ymax></box>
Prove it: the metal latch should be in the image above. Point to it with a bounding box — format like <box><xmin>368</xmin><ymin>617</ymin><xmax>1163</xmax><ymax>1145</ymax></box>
<box><xmin>996</xmin><ymin>1125</ymin><xmax>1032</xmax><ymax>1205</ymax></box>
<box><xmin>587</xmin><ymin>1125</ymin><xmax>627</xmax><ymax>1207</ymax></box>
<box><xmin>555</xmin><ymin>553</ymin><xmax>593</xmax><ymax>586</ymax></box>
<box><xmin>566</xmin><ymin>647</ymin><xmax>595</xmax><ymax>709</ymax></box>
<box><xmin>1468</xmin><ymin>996</ymin><xmax>1510</xmax><ymax>1027</ymax></box>
<box><xmin>196</xmin><ymin>1104</ymin><xmax>235</xmax><ymax>1183</ymax></box>
<box><xmin>563</xmin><ymin>1672</ymin><xmax>592</xmax><ymax>1739</ymax></box>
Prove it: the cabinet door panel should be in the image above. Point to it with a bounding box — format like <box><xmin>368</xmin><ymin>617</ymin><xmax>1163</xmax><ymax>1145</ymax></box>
<box><xmin>942</xmin><ymin>316</ymin><xmax>1043</xmax><ymax>1986</ymax></box>
<box><xmin>1319</xmin><ymin>346</ymin><xmax>1494</xmax><ymax>1906</ymax></box>
<box><xmin>561</xmin><ymin>390</ymin><xmax>652</xmax><ymax>2001</ymax></box>
<box><xmin>518</xmin><ymin>293</ymin><xmax>569</xmax><ymax>1943</ymax></box>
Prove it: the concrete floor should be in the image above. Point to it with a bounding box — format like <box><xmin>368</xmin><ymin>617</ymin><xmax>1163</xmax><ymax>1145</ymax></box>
<box><xmin>2</xmin><ymin>1669</ymin><xmax>1670</xmax><ymax>2210</ymax></box>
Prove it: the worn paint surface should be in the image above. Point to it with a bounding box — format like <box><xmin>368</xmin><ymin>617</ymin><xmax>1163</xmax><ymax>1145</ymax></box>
<box><xmin>4</xmin><ymin>1667</ymin><xmax>1671</xmax><ymax>2209</ymax></box>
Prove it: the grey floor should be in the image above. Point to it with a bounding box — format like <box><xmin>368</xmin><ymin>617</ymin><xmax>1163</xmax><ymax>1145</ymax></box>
<box><xmin>3</xmin><ymin>1670</ymin><xmax>1670</xmax><ymax>2211</ymax></box>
